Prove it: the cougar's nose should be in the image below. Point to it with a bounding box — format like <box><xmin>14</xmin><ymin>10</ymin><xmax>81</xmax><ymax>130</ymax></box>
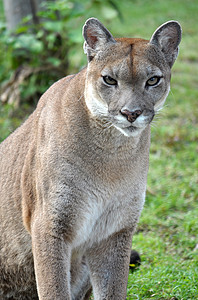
<box><xmin>120</xmin><ymin>109</ymin><xmax>142</xmax><ymax>123</ymax></box>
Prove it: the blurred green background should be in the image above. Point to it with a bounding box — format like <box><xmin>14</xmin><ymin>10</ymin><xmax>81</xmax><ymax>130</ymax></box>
<box><xmin>0</xmin><ymin>0</ymin><xmax>197</xmax><ymax>299</ymax></box>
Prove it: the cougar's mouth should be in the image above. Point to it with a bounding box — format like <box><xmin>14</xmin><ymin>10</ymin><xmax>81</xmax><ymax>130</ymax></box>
<box><xmin>124</xmin><ymin>125</ymin><xmax>138</xmax><ymax>132</ymax></box>
<box><xmin>114</xmin><ymin>123</ymin><xmax>143</xmax><ymax>137</ymax></box>
<box><xmin>112</xmin><ymin>110</ymin><xmax>155</xmax><ymax>137</ymax></box>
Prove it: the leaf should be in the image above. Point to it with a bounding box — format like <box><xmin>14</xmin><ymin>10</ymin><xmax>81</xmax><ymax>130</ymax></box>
<box><xmin>15</xmin><ymin>26</ymin><xmax>29</xmax><ymax>34</ymax></box>
<box><xmin>0</xmin><ymin>21</ymin><xmax>6</xmax><ymax>30</ymax></box>
<box><xmin>101</xmin><ymin>5</ymin><xmax>118</xmax><ymax>20</ymax></box>
<box><xmin>13</xmin><ymin>35</ymin><xmax>44</xmax><ymax>54</ymax></box>
<box><xmin>46</xmin><ymin>57</ymin><xmax>61</xmax><ymax>67</ymax></box>
<box><xmin>43</xmin><ymin>21</ymin><xmax>63</xmax><ymax>32</ymax></box>
<box><xmin>68</xmin><ymin>30</ymin><xmax>82</xmax><ymax>44</ymax></box>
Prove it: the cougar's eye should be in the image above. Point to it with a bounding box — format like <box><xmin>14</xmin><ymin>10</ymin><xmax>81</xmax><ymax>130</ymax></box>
<box><xmin>146</xmin><ymin>76</ymin><xmax>161</xmax><ymax>87</ymax></box>
<box><xmin>103</xmin><ymin>76</ymin><xmax>117</xmax><ymax>86</ymax></box>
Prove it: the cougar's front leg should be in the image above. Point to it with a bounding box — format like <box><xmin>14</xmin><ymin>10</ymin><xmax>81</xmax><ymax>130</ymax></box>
<box><xmin>31</xmin><ymin>217</ymin><xmax>71</xmax><ymax>300</ymax></box>
<box><xmin>86</xmin><ymin>230</ymin><xmax>132</xmax><ymax>300</ymax></box>
<box><xmin>70</xmin><ymin>257</ymin><xmax>91</xmax><ymax>300</ymax></box>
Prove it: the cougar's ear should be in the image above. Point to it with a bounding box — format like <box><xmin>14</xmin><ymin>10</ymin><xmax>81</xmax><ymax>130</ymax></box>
<box><xmin>150</xmin><ymin>21</ymin><xmax>182</xmax><ymax>68</ymax></box>
<box><xmin>83</xmin><ymin>18</ymin><xmax>116</xmax><ymax>61</ymax></box>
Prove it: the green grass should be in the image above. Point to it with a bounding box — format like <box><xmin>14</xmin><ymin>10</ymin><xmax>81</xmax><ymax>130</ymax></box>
<box><xmin>0</xmin><ymin>0</ymin><xmax>198</xmax><ymax>299</ymax></box>
<box><xmin>111</xmin><ymin>1</ymin><xmax>198</xmax><ymax>299</ymax></box>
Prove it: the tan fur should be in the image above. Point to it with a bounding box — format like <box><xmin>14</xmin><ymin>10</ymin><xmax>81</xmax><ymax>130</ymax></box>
<box><xmin>0</xmin><ymin>18</ymin><xmax>181</xmax><ymax>299</ymax></box>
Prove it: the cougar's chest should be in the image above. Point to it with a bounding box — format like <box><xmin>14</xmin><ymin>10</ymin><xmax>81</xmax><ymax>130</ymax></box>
<box><xmin>72</xmin><ymin>166</ymin><xmax>146</xmax><ymax>251</ymax></box>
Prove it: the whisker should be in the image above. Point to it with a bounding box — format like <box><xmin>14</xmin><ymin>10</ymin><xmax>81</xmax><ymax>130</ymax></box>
<box><xmin>151</xmin><ymin>121</ymin><xmax>158</xmax><ymax>128</ymax></box>
<box><xmin>77</xmin><ymin>95</ymin><xmax>83</xmax><ymax>102</ymax></box>
<box><xmin>169</xmin><ymin>89</ymin><xmax>176</xmax><ymax>101</ymax></box>
<box><xmin>155</xmin><ymin>103</ymin><xmax>169</xmax><ymax>114</ymax></box>
<box><xmin>106</xmin><ymin>123</ymin><xmax>114</xmax><ymax>130</ymax></box>
<box><xmin>154</xmin><ymin>116</ymin><xmax>162</xmax><ymax>120</ymax></box>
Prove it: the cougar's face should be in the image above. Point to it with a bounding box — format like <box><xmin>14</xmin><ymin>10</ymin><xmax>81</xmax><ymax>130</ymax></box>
<box><xmin>85</xmin><ymin>40</ymin><xmax>171</xmax><ymax>137</ymax></box>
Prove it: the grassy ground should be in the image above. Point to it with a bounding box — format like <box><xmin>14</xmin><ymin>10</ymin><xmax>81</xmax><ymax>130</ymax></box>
<box><xmin>0</xmin><ymin>0</ymin><xmax>198</xmax><ymax>299</ymax></box>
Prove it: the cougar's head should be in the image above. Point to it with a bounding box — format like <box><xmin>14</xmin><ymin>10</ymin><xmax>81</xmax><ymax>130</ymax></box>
<box><xmin>83</xmin><ymin>18</ymin><xmax>181</xmax><ymax>137</ymax></box>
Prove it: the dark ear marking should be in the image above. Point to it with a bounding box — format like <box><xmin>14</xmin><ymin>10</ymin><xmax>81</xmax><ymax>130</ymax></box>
<box><xmin>83</xmin><ymin>18</ymin><xmax>116</xmax><ymax>61</ymax></box>
<box><xmin>150</xmin><ymin>21</ymin><xmax>182</xmax><ymax>68</ymax></box>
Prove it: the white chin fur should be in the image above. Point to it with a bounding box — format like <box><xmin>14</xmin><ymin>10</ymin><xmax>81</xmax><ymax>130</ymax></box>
<box><xmin>114</xmin><ymin>125</ymin><xmax>144</xmax><ymax>137</ymax></box>
<box><xmin>113</xmin><ymin>114</ymin><xmax>148</xmax><ymax>137</ymax></box>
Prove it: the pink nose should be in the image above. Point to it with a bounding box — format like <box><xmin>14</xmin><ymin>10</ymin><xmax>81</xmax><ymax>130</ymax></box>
<box><xmin>121</xmin><ymin>109</ymin><xmax>142</xmax><ymax>123</ymax></box>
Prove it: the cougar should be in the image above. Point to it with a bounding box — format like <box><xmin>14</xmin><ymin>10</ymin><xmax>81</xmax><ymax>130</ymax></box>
<box><xmin>0</xmin><ymin>18</ymin><xmax>181</xmax><ymax>299</ymax></box>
